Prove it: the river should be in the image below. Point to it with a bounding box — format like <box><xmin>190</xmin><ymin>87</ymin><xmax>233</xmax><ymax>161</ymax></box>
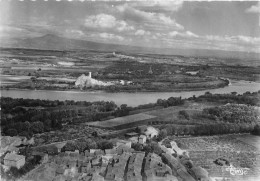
<box><xmin>0</xmin><ymin>80</ymin><xmax>259</xmax><ymax>106</ymax></box>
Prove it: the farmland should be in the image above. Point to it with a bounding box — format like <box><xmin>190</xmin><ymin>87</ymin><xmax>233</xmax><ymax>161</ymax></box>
<box><xmin>2</xmin><ymin>48</ymin><xmax>260</xmax><ymax>92</ymax></box>
<box><xmin>86</xmin><ymin>113</ymin><xmax>157</xmax><ymax>129</ymax></box>
<box><xmin>171</xmin><ymin>134</ymin><xmax>260</xmax><ymax>180</ymax></box>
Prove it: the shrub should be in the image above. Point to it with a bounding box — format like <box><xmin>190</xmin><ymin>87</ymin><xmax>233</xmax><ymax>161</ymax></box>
<box><xmin>179</xmin><ymin>110</ymin><xmax>190</xmax><ymax>120</ymax></box>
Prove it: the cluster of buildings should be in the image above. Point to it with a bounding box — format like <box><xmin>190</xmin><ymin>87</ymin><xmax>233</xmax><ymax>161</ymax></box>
<box><xmin>1</xmin><ymin>136</ymin><xmax>35</xmax><ymax>169</ymax></box>
<box><xmin>24</xmin><ymin>138</ymin><xmax>181</xmax><ymax>181</ymax></box>
<box><xmin>75</xmin><ymin>72</ymin><xmax>114</xmax><ymax>88</ymax></box>
<box><xmin>1</xmin><ymin>126</ymin><xmax>211</xmax><ymax>181</ymax></box>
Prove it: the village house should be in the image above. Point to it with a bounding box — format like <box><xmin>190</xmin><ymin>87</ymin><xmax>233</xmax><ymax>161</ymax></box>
<box><xmin>115</xmin><ymin>144</ymin><xmax>134</xmax><ymax>155</ymax></box>
<box><xmin>129</xmin><ymin>136</ymin><xmax>139</xmax><ymax>143</ymax></box>
<box><xmin>116</xmin><ymin>140</ymin><xmax>132</xmax><ymax>148</ymax></box>
<box><xmin>32</xmin><ymin>151</ymin><xmax>49</xmax><ymax>164</ymax></box>
<box><xmin>191</xmin><ymin>166</ymin><xmax>210</xmax><ymax>181</ymax></box>
<box><xmin>144</xmin><ymin>126</ymin><xmax>159</xmax><ymax>139</ymax></box>
<box><xmin>126</xmin><ymin>152</ymin><xmax>145</xmax><ymax>181</ymax></box>
<box><xmin>138</xmin><ymin>135</ymin><xmax>147</xmax><ymax>144</ymax></box>
<box><xmin>161</xmin><ymin>153</ymin><xmax>180</xmax><ymax>171</ymax></box>
<box><xmin>112</xmin><ymin>152</ymin><xmax>132</xmax><ymax>181</ymax></box>
<box><xmin>4</xmin><ymin>153</ymin><xmax>25</xmax><ymax>169</ymax></box>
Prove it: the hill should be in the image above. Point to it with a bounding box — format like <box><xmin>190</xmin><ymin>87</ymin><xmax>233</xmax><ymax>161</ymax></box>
<box><xmin>1</xmin><ymin>34</ymin><xmax>260</xmax><ymax>60</ymax></box>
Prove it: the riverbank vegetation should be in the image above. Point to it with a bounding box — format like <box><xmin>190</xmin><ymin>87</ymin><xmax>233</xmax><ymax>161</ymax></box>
<box><xmin>1</xmin><ymin>91</ymin><xmax>260</xmax><ymax>140</ymax></box>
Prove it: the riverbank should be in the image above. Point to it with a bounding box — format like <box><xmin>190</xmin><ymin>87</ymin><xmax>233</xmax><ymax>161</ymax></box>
<box><xmin>0</xmin><ymin>78</ymin><xmax>229</xmax><ymax>93</ymax></box>
<box><xmin>1</xmin><ymin>80</ymin><xmax>259</xmax><ymax>107</ymax></box>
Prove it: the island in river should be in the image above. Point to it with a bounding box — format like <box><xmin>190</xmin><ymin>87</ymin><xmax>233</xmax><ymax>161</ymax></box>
<box><xmin>1</xmin><ymin>48</ymin><xmax>259</xmax><ymax>93</ymax></box>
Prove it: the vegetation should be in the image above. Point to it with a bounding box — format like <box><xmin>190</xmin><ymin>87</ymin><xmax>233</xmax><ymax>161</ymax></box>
<box><xmin>251</xmin><ymin>124</ymin><xmax>260</xmax><ymax>136</ymax></box>
<box><xmin>202</xmin><ymin>104</ymin><xmax>259</xmax><ymax>124</ymax></box>
<box><xmin>178</xmin><ymin>110</ymin><xmax>190</xmax><ymax>120</ymax></box>
<box><xmin>61</xmin><ymin>138</ymin><xmax>113</xmax><ymax>152</ymax></box>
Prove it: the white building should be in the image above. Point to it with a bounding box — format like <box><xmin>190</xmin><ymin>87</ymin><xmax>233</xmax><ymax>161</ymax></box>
<box><xmin>144</xmin><ymin>126</ymin><xmax>159</xmax><ymax>139</ymax></box>
<box><xmin>4</xmin><ymin>153</ymin><xmax>25</xmax><ymax>169</ymax></box>
<box><xmin>129</xmin><ymin>136</ymin><xmax>139</xmax><ymax>143</ymax></box>
<box><xmin>138</xmin><ymin>135</ymin><xmax>147</xmax><ymax>144</ymax></box>
<box><xmin>116</xmin><ymin>140</ymin><xmax>132</xmax><ymax>148</ymax></box>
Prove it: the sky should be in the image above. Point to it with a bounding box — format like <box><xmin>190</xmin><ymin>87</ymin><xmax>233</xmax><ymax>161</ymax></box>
<box><xmin>0</xmin><ymin>0</ymin><xmax>259</xmax><ymax>53</ymax></box>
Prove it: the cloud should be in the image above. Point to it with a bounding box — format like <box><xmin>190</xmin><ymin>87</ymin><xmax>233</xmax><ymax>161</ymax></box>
<box><xmin>169</xmin><ymin>31</ymin><xmax>199</xmax><ymax>38</ymax></box>
<box><xmin>116</xmin><ymin>4</ymin><xmax>184</xmax><ymax>31</ymax></box>
<box><xmin>99</xmin><ymin>33</ymin><xmax>124</xmax><ymax>41</ymax></box>
<box><xmin>116</xmin><ymin>21</ymin><xmax>135</xmax><ymax>32</ymax></box>
<box><xmin>84</xmin><ymin>13</ymin><xmax>135</xmax><ymax>33</ymax></box>
<box><xmin>65</xmin><ymin>29</ymin><xmax>85</xmax><ymax>38</ymax></box>
<box><xmin>245</xmin><ymin>2</ymin><xmax>260</xmax><ymax>13</ymax></box>
<box><xmin>205</xmin><ymin>35</ymin><xmax>260</xmax><ymax>44</ymax></box>
<box><xmin>85</xmin><ymin>14</ymin><xmax>117</xmax><ymax>28</ymax></box>
<box><xmin>132</xmin><ymin>0</ymin><xmax>184</xmax><ymax>13</ymax></box>
<box><xmin>135</xmin><ymin>29</ymin><xmax>151</xmax><ymax>36</ymax></box>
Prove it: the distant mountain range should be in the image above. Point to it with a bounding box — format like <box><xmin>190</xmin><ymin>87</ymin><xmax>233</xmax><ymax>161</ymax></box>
<box><xmin>1</xmin><ymin>34</ymin><xmax>259</xmax><ymax>60</ymax></box>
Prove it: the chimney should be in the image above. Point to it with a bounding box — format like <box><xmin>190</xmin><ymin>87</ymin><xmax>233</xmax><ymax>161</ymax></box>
<box><xmin>89</xmin><ymin>72</ymin><xmax>91</xmax><ymax>78</ymax></box>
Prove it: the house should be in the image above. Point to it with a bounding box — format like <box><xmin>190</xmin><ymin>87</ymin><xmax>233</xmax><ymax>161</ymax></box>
<box><xmin>55</xmin><ymin>142</ymin><xmax>66</xmax><ymax>153</ymax></box>
<box><xmin>32</xmin><ymin>151</ymin><xmax>48</xmax><ymax>163</ymax></box>
<box><xmin>105</xmin><ymin>149</ymin><xmax>117</xmax><ymax>156</ymax></box>
<box><xmin>138</xmin><ymin>135</ymin><xmax>146</xmax><ymax>144</ymax></box>
<box><xmin>56</xmin><ymin>166</ymin><xmax>65</xmax><ymax>175</ymax></box>
<box><xmin>126</xmin><ymin>153</ymin><xmax>145</xmax><ymax>181</ymax></box>
<box><xmin>129</xmin><ymin>136</ymin><xmax>138</xmax><ymax>143</ymax></box>
<box><xmin>191</xmin><ymin>166</ymin><xmax>209</xmax><ymax>181</ymax></box>
<box><xmin>92</xmin><ymin>157</ymin><xmax>101</xmax><ymax>166</ymax></box>
<box><xmin>116</xmin><ymin>140</ymin><xmax>132</xmax><ymax>148</ymax></box>
<box><xmin>115</xmin><ymin>144</ymin><xmax>134</xmax><ymax>155</ymax></box>
<box><xmin>85</xmin><ymin>150</ymin><xmax>90</xmax><ymax>157</ymax></box>
<box><xmin>177</xmin><ymin>167</ymin><xmax>196</xmax><ymax>181</ymax></box>
<box><xmin>4</xmin><ymin>153</ymin><xmax>25</xmax><ymax>169</ymax></box>
<box><xmin>144</xmin><ymin>126</ymin><xmax>159</xmax><ymax>139</ymax></box>
<box><xmin>45</xmin><ymin>146</ymin><xmax>59</xmax><ymax>155</ymax></box>
<box><xmin>89</xmin><ymin>149</ymin><xmax>104</xmax><ymax>156</ymax></box>
<box><xmin>161</xmin><ymin>153</ymin><xmax>180</xmax><ymax>170</ymax></box>
<box><xmin>105</xmin><ymin>164</ymin><xmax>115</xmax><ymax>180</ymax></box>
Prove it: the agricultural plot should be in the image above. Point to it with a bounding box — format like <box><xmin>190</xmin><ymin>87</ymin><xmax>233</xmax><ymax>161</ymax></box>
<box><xmin>34</xmin><ymin>124</ymin><xmax>111</xmax><ymax>146</ymax></box>
<box><xmin>236</xmin><ymin>135</ymin><xmax>260</xmax><ymax>151</ymax></box>
<box><xmin>86</xmin><ymin>113</ymin><xmax>156</xmax><ymax>129</ymax></box>
<box><xmin>173</xmin><ymin>135</ymin><xmax>260</xmax><ymax>180</ymax></box>
<box><xmin>173</xmin><ymin>135</ymin><xmax>258</xmax><ymax>152</ymax></box>
<box><xmin>144</xmin><ymin>101</ymin><xmax>219</xmax><ymax>124</ymax></box>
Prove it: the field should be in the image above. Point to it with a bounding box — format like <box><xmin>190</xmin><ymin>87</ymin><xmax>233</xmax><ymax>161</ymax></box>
<box><xmin>33</xmin><ymin>124</ymin><xmax>112</xmax><ymax>146</ymax></box>
<box><xmin>236</xmin><ymin>135</ymin><xmax>260</xmax><ymax>151</ymax></box>
<box><xmin>1</xmin><ymin>48</ymin><xmax>260</xmax><ymax>92</ymax></box>
<box><xmin>86</xmin><ymin>113</ymin><xmax>156</xmax><ymax>129</ymax></box>
<box><xmin>171</xmin><ymin>134</ymin><xmax>260</xmax><ymax>180</ymax></box>
<box><xmin>144</xmin><ymin>101</ymin><xmax>221</xmax><ymax>125</ymax></box>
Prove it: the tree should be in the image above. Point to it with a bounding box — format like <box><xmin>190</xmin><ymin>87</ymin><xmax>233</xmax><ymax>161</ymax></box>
<box><xmin>251</xmin><ymin>124</ymin><xmax>260</xmax><ymax>135</ymax></box>
<box><xmin>157</xmin><ymin>129</ymin><xmax>167</xmax><ymax>141</ymax></box>
<box><xmin>21</xmin><ymin>121</ymin><xmax>31</xmax><ymax>132</ymax></box>
<box><xmin>131</xmin><ymin>143</ymin><xmax>143</xmax><ymax>151</ymax></box>
<box><xmin>6</xmin><ymin>128</ymin><xmax>18</xmax><ymax>136</ymax></box>
<box><xmin>63</xmin><ymin>141</ymin><xmax>77</xmax><ymax>151</ymax></box>
<box><xmin>30</xmin><ymin>121</ymin><xmax>44</xmax><ymax>134</ymax></box>
<box><xmin>44</xmin><ymin>119</ymin><xmax>52</xmax><ymax>131</ymax></box>
<box><xmin>178</xmin><ymin>110</ymin><xmax>190</xmax><ymax>120</ymax></box>
<box><xmin>97</xmin><ymin>140</ymin><xmax>113</xmax><ymax>150</ymax></box>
